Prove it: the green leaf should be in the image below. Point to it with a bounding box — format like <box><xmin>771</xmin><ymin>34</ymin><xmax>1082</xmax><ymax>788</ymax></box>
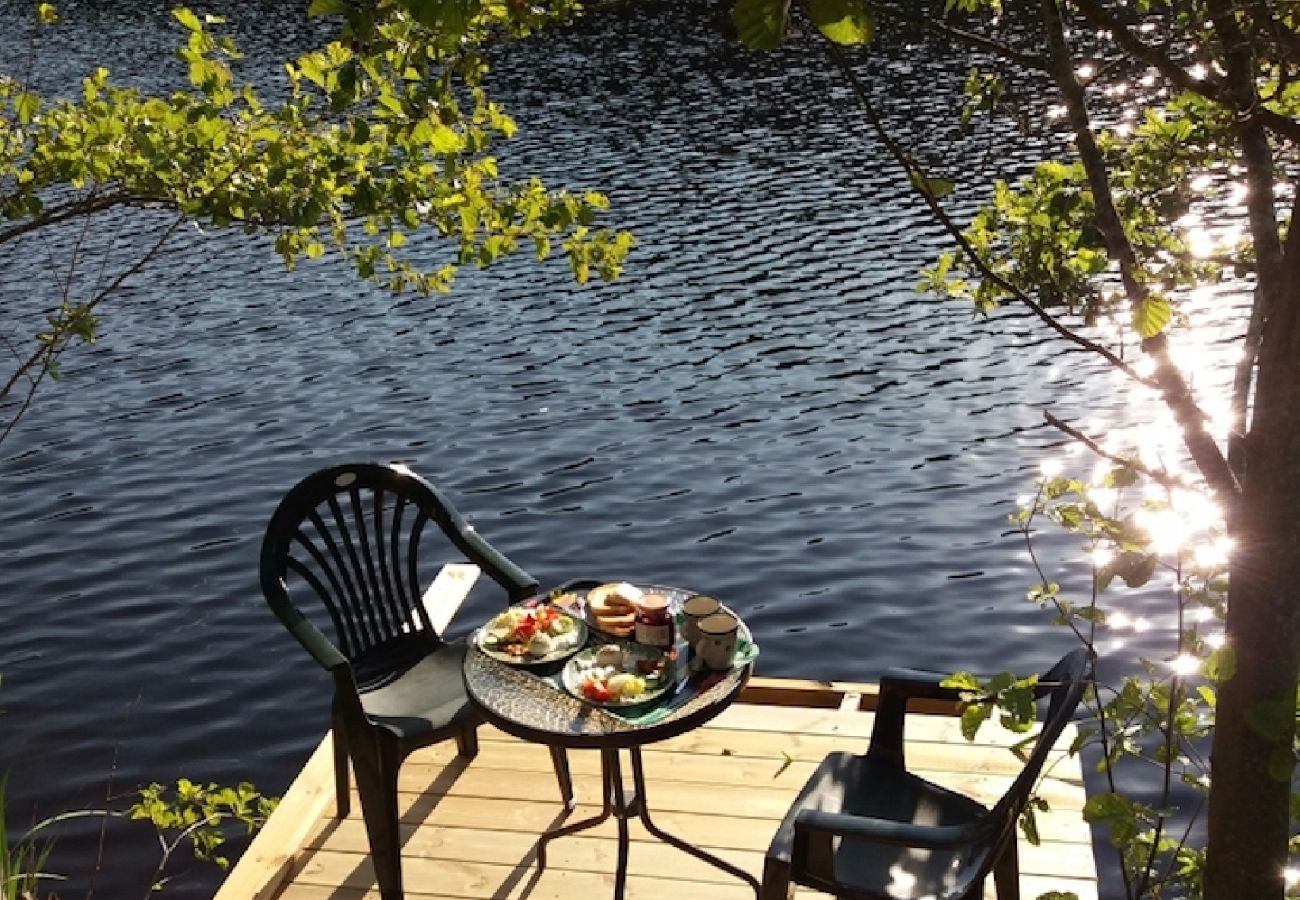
<box><xmin>428</xmin><ymin>124</ymin><xmax>465</xmax><ymax>153</ymax></box>
<box><xmin>36</xmin><ymin>2</ymin><xmax>60</xmax><ymax>25</ymax></box>
<box><xmin>908</xmin><ymin>171</ymin><xmax>955</xmax><ymax>198</ymax></box>
<box><xmin>807</xmin><ymin>0</ymin><xmax>874</xmax><ymax>45</ymax></box>
<box><xmin>731</xmin><ymin>0</ymin><xmax>791</xmax><ymax>50</ymax></box>
<box><xmin>1203</xmin><ymin>645</ymin><xmax>1236</xmax><ymax>682</ymax></box>
<box><xmin>15</xmin><ymin>91</ymin><xmax>39</xmax><ymax>124</ymax></box>
<box><xmin>941</xmin><ymin>671</ymin><xmax>982</xmax><ymax>691</ymax></box>
<box><xmin>308</xmin><ymin>0</ymin><xmax>349</xmax><ymax>15</ymax></box>
<box><xmin>1132</xmin><ymin>296</ymin><xmax>1172</xmax><ymax>338</ymax></box>
<box><xmin>959</xmin><ymin>701</ymin><xmax>993</xmax><ymax>741</ymax></box>
<box><xmin>172</xmin><ymin>7</ymin><xmax>202</xmax><ymax>31</ymax></box>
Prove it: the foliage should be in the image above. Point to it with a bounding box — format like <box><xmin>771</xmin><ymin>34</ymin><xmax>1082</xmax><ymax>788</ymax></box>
<box><xmin>729</xmin><ymin>0</ymin><xmax>1300</xmax><ymax>898</ymax></box>
<box><xmin>0</xmin><ymin>773</ymin><xmax>277</xmax><ymax>899</ymax></box>
<box><xmin>129</xmin><ymin>779</ymin><xmax>277</xmax><ymax>880</ymax></box>
<box><xmin>0</xmin><ymin>1</ymin><xmax>633</xmax><ymax>443</ymax></box>
<box><xmin>1</xmin><ymin>776</ymin><xmax>59</xmax><ymax>900</ymax></box>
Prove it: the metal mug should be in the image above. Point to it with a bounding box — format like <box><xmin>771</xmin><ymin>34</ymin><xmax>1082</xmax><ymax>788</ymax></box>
<box><xmin>695</xmin><ymin>611</ymin><xmax>738</xmax><ymax>671</ymax></box>
<box><xmin>681</xmin><ymin>594</ymin><xmax>721</xmax><ymax>646</ymax></box>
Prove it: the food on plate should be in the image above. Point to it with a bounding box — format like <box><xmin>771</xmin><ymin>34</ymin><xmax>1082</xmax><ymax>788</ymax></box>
<box><xmin>570</xmin><ymin>645</ymin><xmax>673</xmax><ymax>705</ymax></box>
<box><xmin>587</xmin><ymin>582</ymin><xmax>644</xmax><ymax>636</ymax></box>
<box><xmin>481</xmin><ymin>605</ymin><xmax>581</xmax><ymax>660</ymax></box>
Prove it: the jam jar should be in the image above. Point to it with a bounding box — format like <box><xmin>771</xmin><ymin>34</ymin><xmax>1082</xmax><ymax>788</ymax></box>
<box><xmin>634</xmin><ymin>593</ymin><xmax>675</xmax><ymax>648</ymax></box>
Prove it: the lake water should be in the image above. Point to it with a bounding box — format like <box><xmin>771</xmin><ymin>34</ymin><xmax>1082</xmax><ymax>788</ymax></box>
<box><xmin>0</xmin><ymin>2</ymin><xmax>1242</xmax><ymax>897</ymax></box>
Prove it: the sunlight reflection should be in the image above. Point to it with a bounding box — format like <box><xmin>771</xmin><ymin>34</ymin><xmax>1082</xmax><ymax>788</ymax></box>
<box><xmin>1040</xmin><ymin>459</ymin><xmax>1064</xmax><ymax>477</ymax></box>
<box><xmin>1187</xmin><ymin>227</ymin><xmax>1214</xmax><ymax>258</ymax></box>
<box><xmin>1091</xmin><ymin>545</ymin><xmax>1114</xmax><ymax>567</ymax></box>
<box><xmin>1110</xmin><ymin>611</ymin><xmax>1132</xmax><ymax>629</ymax></box>
<box><xmin>1205</xmin><ymin>632</ymin><xmax>1226</xmax><ymax>649</ymax></box>
<box><xmin>1189</xmin><ymin>63</ymin><xmax>1208</xmax><ymax>80</ymax></box>
<box><xmin>1090</xmin><ymin>486</ymin><xmax>1119</xmax><ymax>508</ymax></box>
<box><xmin>1170</xmin><ymin>653</ymin><xmax>1199</xmax><ymax>675</ymax></box>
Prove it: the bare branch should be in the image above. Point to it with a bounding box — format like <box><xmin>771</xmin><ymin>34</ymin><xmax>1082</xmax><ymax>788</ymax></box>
<box><xmin>865</xmin><ymin>0</ymin><xmax>1050</xmax><ymax>71</ymax></box>
<box><xmin>1074</xmin><ymin>0</ymin><xmax>1300</xmax><ymax>144</ymax></box>
<box><xmin>1039</xmin><ymin>0</ymin><xmax>1240</xmax><ymax>511</ymax></box>
<box><xmin>0</xmin><ymin>192</ymin><xmax>135</xmax><ymax>247</ymax></box>
<box><xmin>819</xmin><ymin>36</ymin><xmax>1158</xmax><ymax>388</ymax></box>
<box><xmin>0</xmin><ymin>215</ymin><xmax>184</xmax><ymax>444</ymax></box>
<box><xmin>1043</xmin><ymin>409</ymin><xmax>1192</xmax><ymax>491</ymax></box>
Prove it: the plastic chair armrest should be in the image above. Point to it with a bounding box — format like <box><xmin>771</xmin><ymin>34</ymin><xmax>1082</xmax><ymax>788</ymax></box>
<box><xmin>794</xmin><ymin>809</ymin><xmax>986</xmax><ymax>850</ymax></box>
<box><xmin>456</xmin><ymin>528</ymin><xmax>539</xmax><ymax>601</ymax></box>
<box><xmin>286</xmin><ymin>612</ymin><xmax>349</xmax><ymax>671</ymax></box>
<box><xmin>869</xmin><ymin>668</ymin><xmax>968</xmax><ymax>766</ymax></box>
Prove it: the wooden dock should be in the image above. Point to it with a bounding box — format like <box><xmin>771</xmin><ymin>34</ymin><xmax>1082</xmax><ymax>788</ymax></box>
<box><xmin>220</xmin><ymin>567</ymin><xmax>1099</xmax><ymax>900</ymax></box>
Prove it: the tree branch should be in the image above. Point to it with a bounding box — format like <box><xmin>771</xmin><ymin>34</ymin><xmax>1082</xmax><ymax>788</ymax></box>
<box><xmin>1039</xmin><ymin>0</ymin><xmax>1240</xmax><ymax>513</ymax></box>
<box><xmin>0</xmin><ymin>191</ymin><xmax>135</xmax><ymax>247</ymax></box>
<box><xmin>0</xmin><ymin>214</ymin><xmax>184</xmax><ymax>444</ymax></box>
<box><xmin>865</xmin><ymin>0</ymin><xmax>1050</xmax><ymax>71</ymax></box>
<box><xmin>1074</xmin><ymin>0</ymin><xmax>1300</xmax><ymax>144</ymax></box>
<box><xmin>1043</xmin><ymin>409</ymin><xmax>1191</xmax><ymax>491</ymax></box>
<box><xmin>820</xmin><ymin>35</ymin><xmax>1157</xmax><ymax>388</ymax></box>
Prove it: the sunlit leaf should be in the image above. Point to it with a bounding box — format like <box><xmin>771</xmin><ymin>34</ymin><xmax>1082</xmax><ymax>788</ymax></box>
<box><xmin>15</xmin><ymin>91</ymin><xmax>39</xmax><ymax>124</ymax></box>
<box><xmin>172</xmin><ymin>7</ymin><xmax>202</xmax><ymax>31</ymax></box>
<box><xmin>807</xmin><ymin>0</ymin><xmax>874</xmax><ymax>45</ymax></box>
<box><xmin>1132</xmin><ymin>296</ymin><xmax>1172</xmax><ymax>338</ymax></box>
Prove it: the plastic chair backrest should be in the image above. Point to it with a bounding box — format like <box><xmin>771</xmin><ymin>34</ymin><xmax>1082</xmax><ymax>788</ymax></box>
<box><xmin>989</xmin><ymin>648</ymin><xmax>1092</xmax><ymax>842</ymax></box>
<box><xmin>260</xmin><ymin>463</ymin><xmax>533</xmax><ymax>663</ymax></box>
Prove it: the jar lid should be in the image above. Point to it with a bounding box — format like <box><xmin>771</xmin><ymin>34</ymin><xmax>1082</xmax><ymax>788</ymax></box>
<box><xmin>683</xmin><ymin>594</ymin><xmax>721</xmax><ymax>616</ymax></box>
<box><xmin>698</xmin><ymin>611</ymin><xmax>738</xmax><ymax>635</ymax></box>
<box><xmin>637</xmin><ymin>593</ymin><xmax>669</xmax><ymax>612</ymax></box>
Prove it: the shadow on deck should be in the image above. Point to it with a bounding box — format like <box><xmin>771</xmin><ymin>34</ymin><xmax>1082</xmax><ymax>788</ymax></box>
<box><xmin>217</xmin><ymin>678</ymin><xmax>1098</xmax><ymax>900</ymax></box>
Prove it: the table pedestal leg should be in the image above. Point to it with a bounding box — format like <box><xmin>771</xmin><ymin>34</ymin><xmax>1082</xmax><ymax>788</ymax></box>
<box><xmin>536</xmin><ymin>747</ymin><xmax>617</xmax><ymax>872</ymax></box>
<box><xmin>534</xmin><ymin>746</ymin><xmax>760</xmax><ymax>899</ymax></box>
<box><xmin>631</xmin><ymin>747</ymin><xmax>761</xmax><ymax>898</ymax></box>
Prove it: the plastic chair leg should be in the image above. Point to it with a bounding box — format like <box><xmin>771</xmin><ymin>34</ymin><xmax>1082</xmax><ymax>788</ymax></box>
<box><xmin>353</xmin><ymin>735</ymin><xmax>404</xmax><ymax>900</ymax></box>
<box><xmin>759</xmin><ymin>856</ymin><xmax>795</xmax><ymax>900</ymax></box>
<box><xmin>331</xmin><ymin>716</ymin><xmax>351</xmax><ymax>819</ymax></box>
<box><xmin>992</xmin><ymin>837</ymin><xmax>1020</xmax><ymax>900</ymax></box>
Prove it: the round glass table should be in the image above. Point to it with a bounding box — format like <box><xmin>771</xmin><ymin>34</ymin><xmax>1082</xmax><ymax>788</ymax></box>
<box><xmin>461</xmin><ymin>581</ymin><xmax>761</xmax><ymax>899</ymax></box>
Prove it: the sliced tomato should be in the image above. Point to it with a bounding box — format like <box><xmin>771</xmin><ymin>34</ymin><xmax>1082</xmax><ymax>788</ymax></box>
<box><xmin>514</xmin><ymin>613</ymin><xmax>538</xmax><ymax>640</ymax></box>
<box><xmin>582</xmin><ymin>679</ymin><xmax>611</xmax><ymax>702</ymax></box>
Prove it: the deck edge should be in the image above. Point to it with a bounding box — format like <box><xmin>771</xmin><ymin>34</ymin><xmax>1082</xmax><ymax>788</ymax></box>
<box><xmin>212</xmin><ymin>731</ymin><xmax>336</xmax><ymax>900</ymax></box>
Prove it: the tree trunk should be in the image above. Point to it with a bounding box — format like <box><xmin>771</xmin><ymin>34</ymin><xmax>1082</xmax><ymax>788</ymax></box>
<box><xmin>1204</xmin><ymin>539</ymin><xmax>1299</xmax><ymax>899</ymax></box>
<box><xmin>1203</xmin><ymin>269</ymin><xmax>1300</xmax><ymax>899</ymax></box>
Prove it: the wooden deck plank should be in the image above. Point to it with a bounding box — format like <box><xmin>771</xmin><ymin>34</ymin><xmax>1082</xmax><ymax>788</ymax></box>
<box><xmin>305</xmin><ymin>814</ymin><xmax>1098</xmax><ymax>881</ymax></box>
<box><xmin>244</xmin><ymin>711</ymin><xmax>1098</xmax><ymax>900</ymax></box>
<box><xmin>414</xmin><ymin>728</ymin><xmax>1082</xmax><ymax>787</ymax></box>
<box><xmin>210</xmin><ymin>731</ymin><xmax>336</xmax><ymax>900</ymax></box>
<box><xmin>218</xmin><ymin>561</ymin><xmax>1098</xmax><ymax>900</ymax></box>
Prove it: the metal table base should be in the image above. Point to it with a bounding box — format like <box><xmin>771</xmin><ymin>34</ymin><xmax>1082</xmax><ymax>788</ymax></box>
<box><xmin>536</xmin><ymin>746</ymin><xmax>761</xmax><ymax>899</ymax></box>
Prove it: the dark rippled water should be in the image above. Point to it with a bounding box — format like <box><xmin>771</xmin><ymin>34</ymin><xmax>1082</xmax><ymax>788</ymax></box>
<box><xmin>0</xmin><ymin>2</ymin><xmax>1228</xmax><ymax>897</ymax></box>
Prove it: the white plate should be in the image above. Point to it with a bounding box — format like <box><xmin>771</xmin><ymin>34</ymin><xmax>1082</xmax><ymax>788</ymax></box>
<box><xmin>560</xmin><ymin>643</ymin><xmax>675</xmax><ymax>707</ymax></box>
<box><xmin>475</xmin><ymin>605</ymin><xmax>589</xmax><ymax>667</ymax></box>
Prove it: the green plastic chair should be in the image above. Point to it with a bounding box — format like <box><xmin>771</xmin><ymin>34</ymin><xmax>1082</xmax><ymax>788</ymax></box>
<box><xmin>259</xmin><ymin>462</ymin><xmax>573</xmax><ymax>900</ymax></box>
<box><xmin>761</xmin><ymin>648</ymin><xmax>1091</xmax><ymax>900</ymax></box>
